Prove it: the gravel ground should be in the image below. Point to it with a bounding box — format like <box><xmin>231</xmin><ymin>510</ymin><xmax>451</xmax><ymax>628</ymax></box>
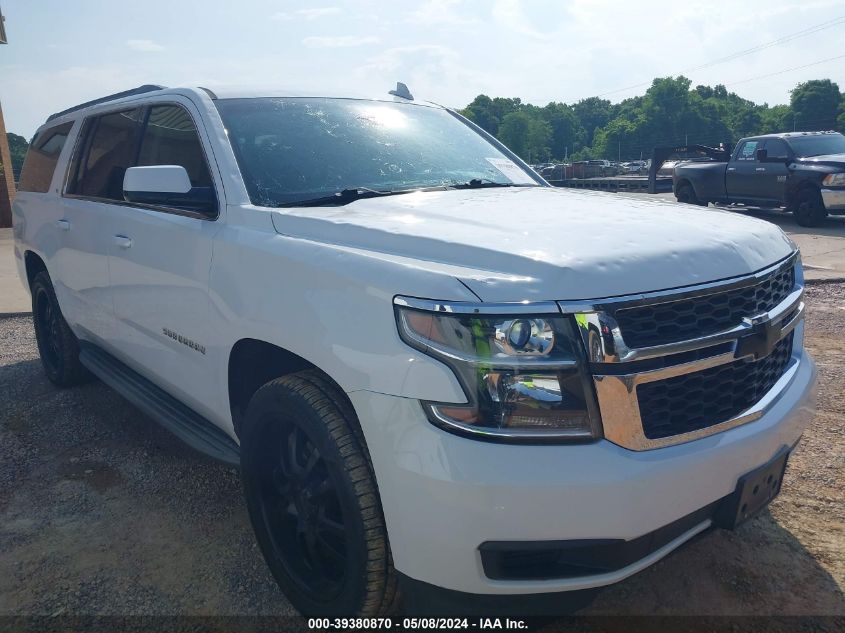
<box><xmin>0</xmin><ymin>285</ymin><xmax>843</xmax><ymax>617</ymax></box>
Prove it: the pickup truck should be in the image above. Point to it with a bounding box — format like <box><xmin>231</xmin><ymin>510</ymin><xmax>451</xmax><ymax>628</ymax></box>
<box><xmin>13</xmin><ymin>84</ymin><xmax>816</xmax><ymax>616</ymax></box>
<box><xmin>673</xmin><ymin>131</ymin><xmax>845</xmax><ymax>226</ymax></box>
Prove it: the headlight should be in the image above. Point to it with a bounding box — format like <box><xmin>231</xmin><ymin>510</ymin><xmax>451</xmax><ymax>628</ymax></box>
<box><xmin>394</xmin><ymin>298</ymin><xmax>602</xmax><ymax>442</ymax></box>
<box><xmin>822</xmin><ymin>173</ymin><xmax>845</xmax><ymax>186</ymax></box>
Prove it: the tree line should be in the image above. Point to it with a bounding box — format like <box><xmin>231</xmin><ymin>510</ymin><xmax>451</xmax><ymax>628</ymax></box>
<box><xmin>4</xmin><ymin>132</ymin><xmax>28</xmax><ymax>176</ymax></box>
<box><xmin>461</xmin><ymin>76</ymin><xmax>845</xmax><ymax>163</ymax></box>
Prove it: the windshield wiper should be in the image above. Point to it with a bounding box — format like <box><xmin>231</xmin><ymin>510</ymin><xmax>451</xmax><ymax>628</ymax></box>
<box><xmin>279</xmin><ymin>187</ymin><xmax>415</xmax><ymax>208</ymax></box>
<box><xmin>449</xmin><ymin>178</ymin><xmax>518</xmax><ymax>189</ymax></box>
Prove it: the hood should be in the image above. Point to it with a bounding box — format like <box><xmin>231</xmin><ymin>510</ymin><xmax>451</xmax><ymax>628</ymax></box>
<box><xmin>795</xmin><ymin>153</ymin><xmax>845</xmax><ymax>168</ymax></box>
<box><xmin>270</xmin><ymin>187</ymin><xmax>795</xmax><ymax>302</ymax></box>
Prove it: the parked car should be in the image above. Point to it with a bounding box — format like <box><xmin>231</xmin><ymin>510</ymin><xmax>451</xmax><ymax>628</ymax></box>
<box><xmin>540</xmin><ymin>163</ymin><xmax>567</xmax><ymax>180</ymax></box>
<box><xmin>673</xmin><ymin>131</ymin><xmax>845</xmax><ymax>226</ymax></box>
<box><xmin>623</xmin><ymin>160</ymin><xmax>647</xmax><ymax>174</ymax></box>
<box><xmin>14</xmin><ymin>84</ymin><xmax>815</xmax><ymax>616</ymax></box>
<box><xmin>657</xmin><ymin>159</ymin><xmax>680</xmax><ymax>177</ymax></box>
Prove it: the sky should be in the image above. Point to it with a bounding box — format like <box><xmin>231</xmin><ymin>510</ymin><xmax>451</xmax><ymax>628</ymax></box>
<box><xmin>1</xmin><ymin>0</ymin><xmax>844</xmax><ymax>138</ymax></box>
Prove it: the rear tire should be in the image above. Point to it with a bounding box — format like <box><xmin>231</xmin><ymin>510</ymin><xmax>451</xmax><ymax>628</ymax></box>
<box><xmin>675</xmin><ymin>183</ymin><xmax>706</xmax><ymax>206</ymax></box>
<box><xmin>31</xmin><ymin>271</ymin><xmax>91</xmax><ymax>387</ymax></box>
<box><xmin>793</xmin><ymin>188</ymin><xmax>827</xmax><ymax>227</ymax></box>
<box><xmin>240</xmin><ymin>370</ymin><xmax>399</xmax><ymax>616</ymax></box>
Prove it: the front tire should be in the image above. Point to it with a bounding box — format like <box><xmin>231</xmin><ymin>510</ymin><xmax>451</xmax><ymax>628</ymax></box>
<box><xmin>31</xmin><ymin>270</ymin><xmax>91</xmax><ymax>387</ymax></box>
<box><xmin>793</xmin><ymin>188</ymin><xmax>827</xmax><ymax>227</ymax></box>
<box><xmin>240</xmin><ymin>370</ymin><xmax>399</xmax><ymax>616</ymax></box>
<box><xmin>675</xmin><ymin>183</ymin><xmax>706</xmax><ymax>206</ymax></box>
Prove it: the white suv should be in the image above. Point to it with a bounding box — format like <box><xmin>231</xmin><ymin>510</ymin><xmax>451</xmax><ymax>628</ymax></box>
<box><xmin>13</xmin><ymin>84</ymin><xmax>816</xmax><ymax>616</ymax></box>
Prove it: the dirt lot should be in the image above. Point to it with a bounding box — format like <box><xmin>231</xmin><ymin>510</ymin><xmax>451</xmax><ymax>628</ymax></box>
<box><xmin>0</xmin><ymin>285</ymin><xmax>843</xmax><ymax>618</ymax></box>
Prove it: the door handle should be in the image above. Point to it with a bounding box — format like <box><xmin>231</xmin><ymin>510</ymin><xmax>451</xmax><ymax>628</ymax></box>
<box><xmin>727</xmin><ymin>167</ymin><xmax>736</xmax><ymax>172</ymax></box>
<box><xmin>113</xmin><ymin>235</ymin><xmax>133</xmax><ymax>249</ymax></box>
<box><xmin>55</xmin><ymin>219</ymin><xmax>71</xmax><ymax>231</ymax></box>
<box><xmin>755</xmin><ymin>167</ymin><xmax>766</xmax><ymax>172</ymax></box>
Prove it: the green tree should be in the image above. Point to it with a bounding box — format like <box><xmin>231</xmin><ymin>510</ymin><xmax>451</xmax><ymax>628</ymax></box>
<box><xmin>838</xmin><ymin>97</ymin><xmax>845</xmax><ymax>133</ymax></box>
<box><xmin>541</xmin><ymin>102</ymin><xmax>583</xmax><ymax>160</ymax></box>
<box><xmin>6</xmin><ymin>132</ymin><xmax>28</xmax><ymax>174</ymax></box>
<box><xmin>572</xmin><ymin>97</ymin><xmax>612</xmax><ymax>148</ymax></box>
<box><xmin>497</xmin><ymin>111</ymin><xmax>551</xmax><ymax>162</ymax></box>
<box><xmin>758</xmin><ymin>104</ymin><xmax>792</xmax><ymax>134</ymax></box>
<box><xmin>790</xmin><ymin>79</ymin><xmax>841</xmax><ymax>131</ymax></box>
<box><xmin>462</xmin><ymin>77</ymin><xmax>843</xmax><ymax>164</ymax></box>
<box><xmin>461</xmin><ymin>94</ymin><xmax>500</xmax><ymax>135</ymax></box>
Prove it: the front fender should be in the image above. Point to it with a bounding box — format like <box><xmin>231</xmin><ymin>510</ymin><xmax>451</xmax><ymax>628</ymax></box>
<box><xmin>209</xmin><ymin>221</ymin><xmax>474</xmax><ymax>406</ymax></box>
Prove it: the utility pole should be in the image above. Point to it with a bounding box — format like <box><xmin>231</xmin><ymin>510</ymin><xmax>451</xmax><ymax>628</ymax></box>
<box><xmin>0</xmin><ymin>5</ymin><xmax>15</xmax><ymax>229</ymax></box>
<box><xmin>793</xmin><ymin>115</ymin><xmax>797</xmax><ymax>131</ymax></box>
<box><xmin>618</xmin><ymin>140</ymin><xmax>621</xmax><ymax>163</ymax></box>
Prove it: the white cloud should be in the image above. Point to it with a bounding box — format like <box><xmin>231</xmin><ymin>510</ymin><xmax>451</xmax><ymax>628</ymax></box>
<box><xmin>407</xmin><ymin>0</ymin><xmax>477</xmax><ymax>27</ymax></box>
<box><xmin>355</xmin><ymin>44</ymin><xmax>495</xmax><ymax>108</ymax></box>
<box><xmin>492</xmin><ymin>0</ymin><xmax>553</xmax><ymax>40</ymax></box>
<box><xmin>299</xmin><ymin>7</ymin><xmax>342</xmax><ymax>20</ymax></box>
<box><xmin>126</xmin><ymin>39</ymin><xmax>165</xmax><ymax>52</ymax></box>
<box><xmin>303</xmin><ymin>35</ymin><xmax>380</xmax><ymax>48</ymax></box>
<box><xmin>272</xmin><ymin>7</ymin><xmax>341</xmax><ymax>21</ymax></box>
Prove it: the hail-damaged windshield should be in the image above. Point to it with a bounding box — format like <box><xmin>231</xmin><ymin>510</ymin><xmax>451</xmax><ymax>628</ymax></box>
<box><xmin>215</xmin><ymin>97</ymin><xmax>541</xmax><ymax>207</ymax></box>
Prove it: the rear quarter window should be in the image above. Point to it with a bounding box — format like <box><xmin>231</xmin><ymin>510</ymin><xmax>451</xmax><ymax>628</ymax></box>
<box><xmin>17</xmin><ymin>122</ymin><xmax>75</xmax><ymax>193</ymax></box>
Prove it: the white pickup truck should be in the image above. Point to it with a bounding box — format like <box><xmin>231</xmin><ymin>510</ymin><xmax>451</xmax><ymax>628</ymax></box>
<box><xmin>13</xmin><ymin>84</ymin><xmax>816</xmax><ymax>616</ymax></box>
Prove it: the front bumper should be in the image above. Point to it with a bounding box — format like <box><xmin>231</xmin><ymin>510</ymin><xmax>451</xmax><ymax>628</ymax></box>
<box><xmin>348</xmin><ymin>350</ymin><xmax>816</xmax><ymax>595</ymax></box>
<box><xmin>821</xmin><ymin>187</ymin><xmax>845</xmax><ymax>213</ymax></box>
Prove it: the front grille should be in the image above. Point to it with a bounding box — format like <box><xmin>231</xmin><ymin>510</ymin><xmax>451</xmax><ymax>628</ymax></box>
<box><xmin>637</xmin><ymin>332</ymin><xmax>794</xmax><ymax>440</ymax></box>
<box><xmin>616</xmin><ymin>263</ymin><xmax>795</xmax><ymax>349</ymax></box>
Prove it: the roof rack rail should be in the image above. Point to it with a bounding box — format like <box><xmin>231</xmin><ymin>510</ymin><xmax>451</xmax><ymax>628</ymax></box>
<box><xmin>46</xmin><ymin>84</ymin><xmax>167</xmax><ymax>122</ymax></box>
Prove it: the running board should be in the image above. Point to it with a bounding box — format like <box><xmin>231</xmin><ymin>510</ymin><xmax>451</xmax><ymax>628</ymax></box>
<box><xmin>79</xmin><ymin>343</ymin><xmax>240</xmax><ymax>466</ymax></box>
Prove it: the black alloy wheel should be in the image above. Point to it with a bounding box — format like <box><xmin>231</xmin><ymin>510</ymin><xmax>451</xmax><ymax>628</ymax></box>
<box><xmin>240</xmin><ymin>371</ymin><xmax>399</xmax><ymax>616</ymax></box>
<box><xmin>34</xmin><ymin>284</ymin><xmax>62</xmax><ymax>376</ymax></box>
<box><xmin>793</xmin><ymin>188</ymin><xmax>827</xmax><ymax>227</ymax></box>
<box><xmin>30</xmin><ymin>270</ymin><xmax>91</xmax><ymax>387</ymax></box>
<box><xmin>258</xmin><ymin>420</ymin><xmax>348</xmax><ymax>599</ymax></box>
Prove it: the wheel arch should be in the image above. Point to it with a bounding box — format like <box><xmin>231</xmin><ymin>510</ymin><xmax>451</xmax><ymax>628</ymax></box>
<box><xmin>24</xmin><ymin>250</ymin><xmax>49</xmax><ymax>291</ymax></box>
<box><xmin>674</xmin><ymin>177</ymin><xmax>695</xmax><ymax>196</ymax></box>
<box><xmin>786</xmin><ymin>181</ymin><xmax>821</xmax><ymax>211</ymax></box>
<box><xmin>226</xmin><ymin>338</ymin><xmax>357</xmax><ymax>437</ymax></box>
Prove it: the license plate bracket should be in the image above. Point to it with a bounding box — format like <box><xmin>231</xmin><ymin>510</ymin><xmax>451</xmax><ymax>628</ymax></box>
<box><xmin>716</xmin><ymin>447</ymin><xmax>790</xmax><ymax>529</ymax></box>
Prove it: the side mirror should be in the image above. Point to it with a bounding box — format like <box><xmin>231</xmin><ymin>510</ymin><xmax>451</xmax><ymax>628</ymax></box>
<box><xmin>123</xmin><ymin>165</ymin><xmax>217</xmax><ymax>215</ymax></box>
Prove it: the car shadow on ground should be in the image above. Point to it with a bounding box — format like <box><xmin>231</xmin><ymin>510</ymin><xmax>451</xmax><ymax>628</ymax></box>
<box><xmin>727</xmin><ymin>207</ymin><xmax>845</xmax><ymax>238</ymax></box>
<box><xmin>1</xmin><ymin>319</ymin><xmax>843</xmax><ymax>617</ymax></box>
<box><xmin>583</xmin><ymin>510</ymin><xmax>845</xmax><ymax>615</ymax></box>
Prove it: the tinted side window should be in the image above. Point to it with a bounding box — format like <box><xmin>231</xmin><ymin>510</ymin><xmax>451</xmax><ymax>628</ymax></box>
<box><xmin>764</xmin><ymin>139</ymin><xmax>790</xmax><ymax>160</ymax></box>
<box><xmin>18</xmin><ymin>122</ymin><xmax>74</xmax><ymax>193</ymax></box>
<box><xmin>137</xmin><ymin>105</ymin><xmax>212</xmax><ymax>187</ymax></box>
<box><xmin>77</xmin><ymin>109</ymin><xmax>143</xmax><ymax>200</ymax></box>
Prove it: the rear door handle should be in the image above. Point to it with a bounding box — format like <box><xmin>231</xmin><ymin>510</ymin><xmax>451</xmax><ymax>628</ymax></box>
<box><xmin>755</xmin><ymin>167</ymin><xmax>766</xmax><ymax>172</ymax></box>
<box><xmin>113</xmin><ymin>235</ymin><xmax>133</xmax><ymax>249</ymax></box>
<box><xmin>55</xmin><ymin>219</ymin><xmax>71</xmax><ymax>231</ymax></box>
<box><xmin>727</xmin><ymin>167</ymin><xmax>736</xmax><ymax>172</ymax></box>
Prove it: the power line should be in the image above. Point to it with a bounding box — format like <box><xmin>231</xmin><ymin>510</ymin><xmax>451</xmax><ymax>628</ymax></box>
<box><xmin>726</xmin><ymin>53</ymin><xmax>845</xmax><ymax>87</ymax></box>
<box><xmin>589</xmin><ymin>15</ymin><xmax>845</xmax><ymax>100</ymax></box>
<box><xmin>683</xmin><ymin>16</ymin><xmax>845</xmax><ymax>75</ymax></box>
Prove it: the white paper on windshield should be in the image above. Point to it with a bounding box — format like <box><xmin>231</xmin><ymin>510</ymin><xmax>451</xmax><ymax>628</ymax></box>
<box><xmin>485</xmin><ymin>157</ymin><xmax>536</xmax><ymax>185</ymax></box>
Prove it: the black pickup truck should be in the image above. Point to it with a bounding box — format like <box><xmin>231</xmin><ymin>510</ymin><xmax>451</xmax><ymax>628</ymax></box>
<box><xmin>673</xmin><ymin>131</ymin><xmax>845</xmax><ymax>226</ymax></box>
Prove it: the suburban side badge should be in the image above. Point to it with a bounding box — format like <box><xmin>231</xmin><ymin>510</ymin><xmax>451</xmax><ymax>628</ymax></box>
<box><xmin>162</xmin><ymin>327</ymin><xmax>206</xmax><ymax>355</ymax></box>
